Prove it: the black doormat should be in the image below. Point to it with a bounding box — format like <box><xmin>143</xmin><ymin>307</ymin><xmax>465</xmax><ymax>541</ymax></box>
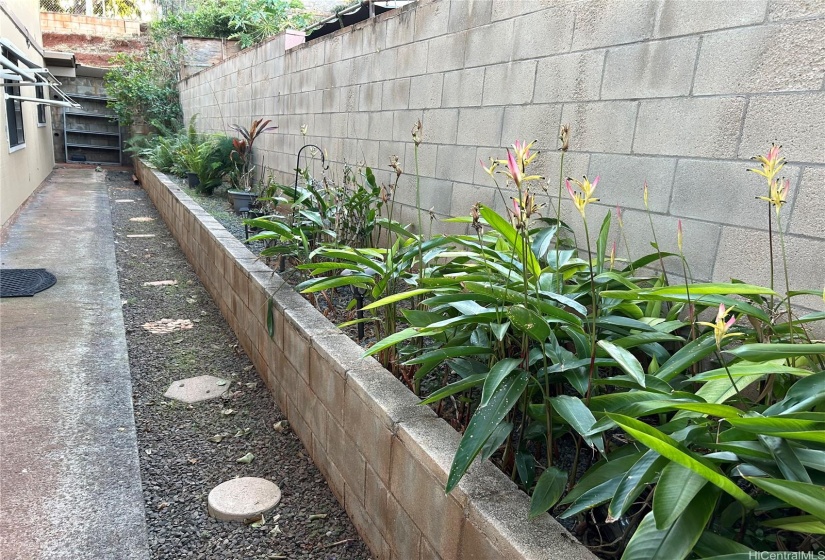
<box><xmin>0</xmin><ymin>269</ymin><xmax>57</xmax><ymax>297</ymax></box>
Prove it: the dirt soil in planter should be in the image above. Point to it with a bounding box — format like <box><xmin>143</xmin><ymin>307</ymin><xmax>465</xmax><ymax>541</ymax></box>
<box><xmin>107</xmin><ymin>171</ymin><xmax>371</xmax><ymax>560</ymax></box>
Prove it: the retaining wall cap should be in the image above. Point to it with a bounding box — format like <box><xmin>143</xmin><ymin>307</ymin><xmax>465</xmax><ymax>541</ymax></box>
<box><xmin>283</xmin><ymin>304</ymin><xmax>341</xmax><ymax>337</ymax></box>
<box><xmin>311</xmin><ymin>333</ymin><xmax>381</xmax><ymax>374</ymax></box>
<box><xmin>346</xmin><ymin>366</ymin><xmax>436</xmax><ymax>430</ymax></box>
<box><xmin>468</xmin><ymin>489</ymin><xmax>597</xmax><ymax>560</ymax></box>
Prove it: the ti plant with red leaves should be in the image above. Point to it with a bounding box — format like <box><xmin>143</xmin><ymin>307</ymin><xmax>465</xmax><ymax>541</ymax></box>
<box><xmin>229</xmin><ymin>118</ymin><xmax>278</xmax><ymax>192</ymax></box>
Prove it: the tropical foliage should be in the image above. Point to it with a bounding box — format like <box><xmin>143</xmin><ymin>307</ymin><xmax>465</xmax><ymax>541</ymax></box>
<box><xmin>261</xmin><ymin>132</ymin><xmax>824</xmax><ymax>559</ymax></box>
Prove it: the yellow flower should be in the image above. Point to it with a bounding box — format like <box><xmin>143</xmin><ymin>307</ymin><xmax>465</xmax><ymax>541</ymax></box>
<box><xmin>757</xmin><ymin>177</ymin><xmax>790</xmax><ymax>215</ymax></box>
<box><xmin>698</xmin><ymin>303</ymin><xmax>740</xmax><ymax>350</ymax></box>
<box><xmin>749</xmin><ymin>143</ymin><xmax>785</xmax><ymax>184</ymax></box>
<box><xmin>500</xmin><ymin>140</ymin><xmax>542</xmax><ymax>188</ymax></box>
<box><xmin>512</xmin><ymin>140</ymin><xmax>539</xmax><ymax>167</ymax></box>
<box><xmin>566</xmin><ymin>176</ymin><xmax>600</xmax><ymax>217</ymax></box>
<box><xmin>479</xmin><ymin>157</ymin><xmax>498</xmax><ymax>180</ymax></box>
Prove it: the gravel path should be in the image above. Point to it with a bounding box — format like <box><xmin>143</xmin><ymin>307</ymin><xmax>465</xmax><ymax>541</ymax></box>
<box><xmin>107</xmin><ymin>171</ymin><xmax>371</xmax><ymax>560</ymax></box>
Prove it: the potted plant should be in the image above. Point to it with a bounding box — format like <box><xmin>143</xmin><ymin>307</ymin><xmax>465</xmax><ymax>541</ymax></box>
<box><xmin>227</xmin><ymin>118</ymin><xmax>277</xmax><ymax>212</ymax></box>
<box><xmin>181</xmin><ymin>135</ymin><xmax>233</xmax><ymax>195</ymax></box>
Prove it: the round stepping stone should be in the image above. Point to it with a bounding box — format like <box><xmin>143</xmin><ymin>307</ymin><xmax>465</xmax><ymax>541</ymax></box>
<box><xmin>208</xmin><ymin>477</ymin><xmax>281</xmax><ymax>522</ymax></box>
<box><xmin>163</xmin><ymin>374</ymin><xmax>228</xmax><ymax>403</ymax></box>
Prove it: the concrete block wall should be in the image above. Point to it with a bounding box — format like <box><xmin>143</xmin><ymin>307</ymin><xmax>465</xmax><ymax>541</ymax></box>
<box><xmin>179</xmin><ymin>0</ymin><xmax>825</xmax><ymax>315</ymax></box>
<box><xmin>40</xmin><ymin>12</ymin><xmax>141</xmax><ymax>36</ymax></box>
<box><xmin>134</xmin><ymin>158</ymin><xmax>595</xmax><ymax>560</ymax></box>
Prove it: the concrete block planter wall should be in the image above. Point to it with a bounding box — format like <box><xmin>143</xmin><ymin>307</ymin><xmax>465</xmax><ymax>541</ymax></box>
<box><xmin>134</xmin><ymin>158</ymin><xmax>595</xmax><ymax>560</ymax></box>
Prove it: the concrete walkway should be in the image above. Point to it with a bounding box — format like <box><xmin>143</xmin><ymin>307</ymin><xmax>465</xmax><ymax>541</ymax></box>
<box><xmin>0</xmin><ymin>168</ymin><xmax>150</xmax><ymax>559</ymax></box>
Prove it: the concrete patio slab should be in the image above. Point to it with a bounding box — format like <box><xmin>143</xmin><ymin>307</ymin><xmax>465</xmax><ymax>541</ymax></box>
<box><xmin>0</xmin><ymin>169</ymin><xmax>150</xmax><ymax>560</ymax></box>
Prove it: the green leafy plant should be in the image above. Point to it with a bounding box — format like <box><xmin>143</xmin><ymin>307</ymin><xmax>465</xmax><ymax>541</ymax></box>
<box><xmin>226</xmin><ymin>0</ymin><xmax>315</xmax><ymax>48</ymax></box>
<box><xmin>180</xmin><ymin>134</ymin><xmax>234</xmax><ymax>195</ymax></box>
<box><xmin>153</xmin><ymin>0</ymin><xmax>315</xmax><ymax>48</ymax></box>
<box><xmin>346</xmin><ymin>139</ymin><xmax>825</xmax><ymax>559</ymax></box>
<box><xmin>105</xmin><ymin>47</ymin><xmax>181</xmax><ymax>129</ymax></box>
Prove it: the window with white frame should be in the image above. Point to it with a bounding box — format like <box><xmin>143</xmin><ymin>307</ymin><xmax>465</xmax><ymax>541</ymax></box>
<box><xmin>3</xmin><ymin>46</ymin><xmax>25</xmax><ymax>148</ymax></box>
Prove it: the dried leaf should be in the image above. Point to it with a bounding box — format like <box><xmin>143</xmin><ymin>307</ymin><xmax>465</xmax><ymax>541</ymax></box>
<box><xmin>237</xmin><ymin>452</ymin><xmax>255</xmax><ymax>464</ymax></box>
<box><xmin>216</xmin><ymin>380</ymin><xmax>228</xmax><ymax>386</ymax></box>
<box><xmin>273</xmin><ymin>420</ymin><xmax>289</xmax><ymax>433</ymax></box>
<box><xmin>308</xmin><ymin>514</ymin><xmax>327</xmax><ymax>521</ymax></box>
<box><xmin>208</xmin><ymin>433</ymin><xmax>228</xmax><ymax>443</ymax></box>
<box><xmin>221</xmin><ymin>409</ymin><xmax>235</xmax><ymax>415</ymax></box>
<box><xmin>142</xmin><ymin>318</ymin><xmax>194</xmax><ymax>334</ymax></box>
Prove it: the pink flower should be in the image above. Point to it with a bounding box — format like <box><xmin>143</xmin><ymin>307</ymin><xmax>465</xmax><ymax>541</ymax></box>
<box><xmin>506</xmin><ymin>149</ymin><xmax>521</xmax><ymax>187</ymax></box>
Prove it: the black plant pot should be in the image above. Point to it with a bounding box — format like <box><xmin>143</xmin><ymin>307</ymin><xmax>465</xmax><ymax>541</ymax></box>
<box><xmin>227</xmin><ymin>189</ymin><xmax>257</xmax><ymax>213</ymax></box>
<box><xmin>187</xmin><ymin>172</ymin><xmax>200</xmax><ymax>189</ymax></box>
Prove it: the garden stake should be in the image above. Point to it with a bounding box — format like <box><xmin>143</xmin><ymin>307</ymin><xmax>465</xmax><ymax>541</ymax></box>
<box><xmin>353</xmin><ymin>286</ymin><xmax>365</xmax><ymax>340</ymax></box>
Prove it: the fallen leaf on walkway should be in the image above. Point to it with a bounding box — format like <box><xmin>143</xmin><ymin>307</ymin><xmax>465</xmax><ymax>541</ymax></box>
<box><xmin>208</xmin><ymin>433</ymin><xmax>228</xmax><ymax>443</ymax></box>
<box><xmin>216</xmin><ymin>380</ymin><xmax>227</xmax><ymax>386</ymax></box>
<box><xmin>308</xmin><ymin>514</ymin><xmax>327</xmax><ymax>521</ymax></box>
<box><xmin>157</xmin><ymin>501</ymin><xmax>169</xmax><ymax>510</ymax></box>
<box><xmin>245</xmin><ymin>382</ymin><xmax>258</xmax><ymax>389</ymax></box>
<box><xmin>145</xmin><ymin>449</ymin><xmax>153</xmax><ymax>455</ymax></box>
<box><xmin>221</xmin><ymin>409</ymin><xmax>235</xmax><ymax>416</ymax></box>
<box><xmin>130</xmin><ymin>217</ymin><xmax>154</xmax><ymax>222</ymax></box>
<box><xmin>237</xmin><ymin>452</ymin><xmax>255</xmax><ymax>464</ymax></box>
<box><xmin>188</xmin><ymin>458</ymin><xmax>199</xmax><ymax>464</ymax></box>
<box><xmin>249</xmin><ymin>513</ymin><xmax>266</xmax><ymax>528</ymax></box>
<box><xmin>273</xmin><ymin>421</ymin><xmax>289</xmax><ymax>433</ymax></box>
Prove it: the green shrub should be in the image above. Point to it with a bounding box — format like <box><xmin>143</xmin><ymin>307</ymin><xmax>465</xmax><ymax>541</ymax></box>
<box><xmin>291</xmin><ymin>136</ymin><xmax>825</xmax><ymax>559</ymax></box>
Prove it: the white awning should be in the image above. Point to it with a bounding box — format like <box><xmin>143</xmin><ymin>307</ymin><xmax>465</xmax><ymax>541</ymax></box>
<box><xmin>0</xmin><ymin>38</ymin><xmax>80</xmax><ymax>109</ymax></box>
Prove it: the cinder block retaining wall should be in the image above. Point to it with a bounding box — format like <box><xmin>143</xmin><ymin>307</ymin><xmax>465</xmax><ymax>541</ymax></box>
<box><xmin>40</xmin><ymin>12</ymin><xmax>141</xmax><ymax>36</ymax></box>
<box><xmin>179</xmin><ymin>0</ymin><xmax>825</xmax><ymax>315</ymax></box>
<box><xmin>134</xmin><ymin>158</ymin><xmax>595</xmax><ymax>560</ymax></box>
